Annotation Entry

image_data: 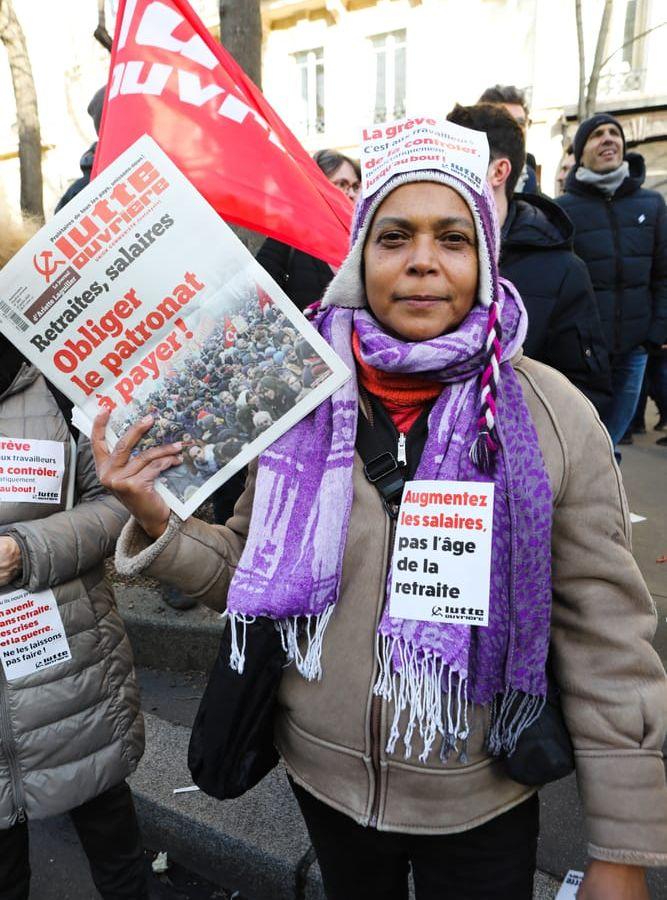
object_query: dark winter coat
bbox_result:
[256,238,333,311]
[54,143,96,213]
[556,153,667,355]
[500,193,611,414]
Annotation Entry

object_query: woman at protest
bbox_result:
[0,211,147,899]
[94,125,667,899]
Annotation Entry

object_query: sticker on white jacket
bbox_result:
[0,437,65,503]
[555,870,583,898]
[0,587,71,680]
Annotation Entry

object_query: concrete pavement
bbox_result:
[130,705,561,900]
[27,813,242,899]
[618,423,667,657]
[114,584,224,673]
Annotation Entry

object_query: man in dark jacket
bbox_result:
[255,240,333,312]
[478,85,539,193]
[556,113,667,448]
[448,103,611,414]
[255,150,358,311]
[55,87,105,213]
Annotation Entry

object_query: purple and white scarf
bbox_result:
[226,284,553,762]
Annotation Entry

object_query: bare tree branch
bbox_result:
[598,19,667,70]
[0,0,44,221]
[575,0,587,121]
[94,0,112,51]
[217,0,264,252]
[586,0,614,117]
[94,25,113,51]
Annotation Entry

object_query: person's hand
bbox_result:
[0,537,21,586]
[578,860,649,899]
[91,408,183,539]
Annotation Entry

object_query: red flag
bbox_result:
[256,283,273,314]
[224,315,237,348]
[94,0,352,266]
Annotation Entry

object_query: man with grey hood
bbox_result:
[556,113,667,451]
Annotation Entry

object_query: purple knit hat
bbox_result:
[322,169,505,469]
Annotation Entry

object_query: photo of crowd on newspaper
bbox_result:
[109,280,333,503]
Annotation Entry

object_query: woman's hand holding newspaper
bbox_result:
[91,408,182,539]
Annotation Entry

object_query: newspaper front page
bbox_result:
[0,135,350,518]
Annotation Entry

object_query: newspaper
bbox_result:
[0,135,350,518]
[360,115,489,198]
[555,870,583,899]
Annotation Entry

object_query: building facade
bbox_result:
[0,0,664,221]
[261,0,667,195]
[0,0,219,219]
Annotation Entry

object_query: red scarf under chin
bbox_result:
[352,331,442,433]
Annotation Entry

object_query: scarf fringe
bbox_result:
[373,634,470,764]
[279,604,336,681]
[373,636,546,763]
[228,612,255,674]
[487,689,546,756]
[228,606,335,680]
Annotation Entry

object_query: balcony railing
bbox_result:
[597,68,646,98]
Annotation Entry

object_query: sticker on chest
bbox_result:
[0,586,71,680]
[0,437,65,504]
[389,479,494,626]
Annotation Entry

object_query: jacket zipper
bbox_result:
[359,388,406,827]
[369,512,396,828]
[369,704,382,827]
[0,670,27,823]
[359,385,374,428]
[603,197,624,353]
[357,386,383,826]
[397,433,407,466]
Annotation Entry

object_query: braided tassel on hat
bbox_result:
[303,299,323,321]
[470,298,502,472]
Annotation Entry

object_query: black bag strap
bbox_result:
[356,401,405,518]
